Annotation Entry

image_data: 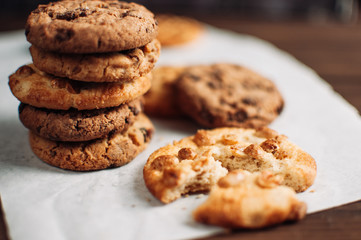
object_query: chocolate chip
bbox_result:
[186,73,201,82]
[17,65,35,77]
[228,110,247,122]
[129,106,140,116]
[242,98,257,106]
[55,28,74,42]
[140,127,152,143]
[199,106,214,125]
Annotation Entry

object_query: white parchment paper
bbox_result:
[1,26,361,240]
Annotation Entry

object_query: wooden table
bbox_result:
[1,16,361,240]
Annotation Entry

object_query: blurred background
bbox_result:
[0,0,359,31]
[0,0,360,111]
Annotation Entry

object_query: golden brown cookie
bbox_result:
[29,113,154,171]
[156,14,203,46]
[176,63,284,128]
[143,66,185,117]
[8,64,151,110]
[30,39,161,82]
[19,98,143,142]
[193,170,307,229]
[143,127,316,203]
[26,0,158,53]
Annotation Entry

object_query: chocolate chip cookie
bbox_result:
[30,39,161,82]
[176,63,284,128]
[193,170,307,229]
[143,66,186,117]
[26,0,158,53]
[143,126,316,203]
[156,14,203,46]
[19,98,143,142]
[9,64,151,110]
[29,113,154,171]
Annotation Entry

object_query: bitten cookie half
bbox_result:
[143,127,316,203]
[176,63,284,128]
[143,66,186,117]
[9,64,151,110]
[29,113,154,171]
[193,170,307,229]
[19,98,143,142]
[30,39,161,82]
[26,0,158,53]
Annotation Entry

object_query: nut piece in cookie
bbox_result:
[143,66,186,117]
[30,39,161,82]
[143,127,316,203]
[9,64,151,110]
[19,98,143,142]
[156,14,203,46]
[26,1,158,53]
[176,63,284,128]
[29,113,154,171]
[193,170,307,229]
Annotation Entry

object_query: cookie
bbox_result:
[193,170,307,229]
[29,113,154,171]
[26,0,158,53]
[9,64,151,110]
[30,39,161,82]
[176,63,284,128]
[19,98,143,142]
[156,14,203,46]
[143,66,185,117]
[143,127,316,203]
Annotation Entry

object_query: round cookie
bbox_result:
[29,113,154,171]
[176,63,284,128]
[143,66,185,117]
[26,0,158,53]
[143,127,316,203]
[9,64,151,110]
[30,39,161,82]
[156,14,203,46]
[193,170,307,229]
[19,98,143,142]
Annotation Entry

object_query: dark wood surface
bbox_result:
[1,16,361,240]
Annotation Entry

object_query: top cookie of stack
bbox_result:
[26,0,160,83]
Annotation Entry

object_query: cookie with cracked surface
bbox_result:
[30,39,161,82]
[193,170,307,229]
[29,113,154,171]
[9,64,151,110]
[26,0,158,53]
[143,127,316,203]
[19,98,143,142]
[156,14,203,46]
[143,66,186,117]
[176,63,284,128]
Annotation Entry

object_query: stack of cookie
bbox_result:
[8,0,160,171]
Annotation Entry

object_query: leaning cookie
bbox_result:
[19,98,143,142]
[193,170,307,229]
[26,0,158,53]
[143,66,186,117]
[143,127,316,203]
[176,63,284,128]
[30,39,161,82]
[156,14,203,46]
[9,64,151,110]
[29,113,154,171]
